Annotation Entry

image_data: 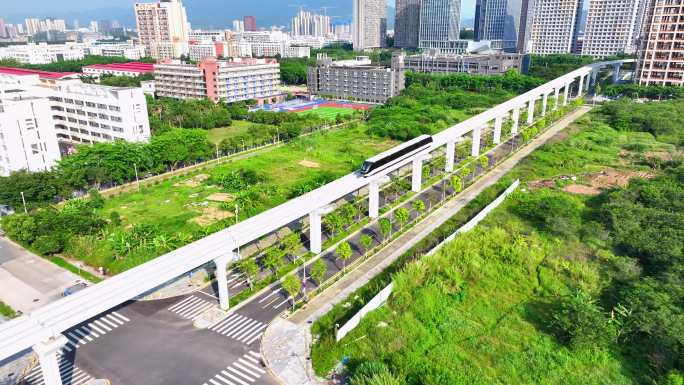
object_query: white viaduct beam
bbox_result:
[0,59,635,364]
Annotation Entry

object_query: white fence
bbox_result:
[334,179,520,342]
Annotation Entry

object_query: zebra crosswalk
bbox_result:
[62,311,130,353]
[21,355,92,385]
[203,351,265,385]
[168,295,216,321]
[209,313,267,346]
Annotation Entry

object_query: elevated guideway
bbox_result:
[0,59,634,385]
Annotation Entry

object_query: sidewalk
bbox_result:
[261,106,592,385]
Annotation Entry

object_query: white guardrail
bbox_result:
[335,179,520,342]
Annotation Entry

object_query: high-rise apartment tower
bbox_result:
[134,0,190,60]
[526,0,583,54]
[581,0,644,56]
[636,0,684,86]
[353,0,388,50]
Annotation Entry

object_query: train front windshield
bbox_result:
[360,161,373,174]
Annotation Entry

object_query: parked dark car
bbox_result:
[62,282,88,297]
[0,205,14,216]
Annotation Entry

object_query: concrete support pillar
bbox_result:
[411,158,423,192]
[541,93,548,117]
[577,75,585,98]
[511,107,520,135]
[563,83,571,106]
[471,126,481,157]
[309,206,334,254]
[445,140,455,172]
[214,254,232,310]
[368,178,388,219]
[526,98,535,125]
[493,116,502,144]
[612,64,621,83]
[591,70,598,88]
[553,87,560,110]
[584,73,590,91]
[33,336,68,385]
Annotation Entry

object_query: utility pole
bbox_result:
[133,163,140,191]
[20,191,27,213]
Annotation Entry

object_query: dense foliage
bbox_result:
[86,73,155,88]
[604,84,684,100]
[599,99,684,145]
[0,55,155,73]
[527,54,630,80]
[312,99,684,385]
[147,97,235,133]
[367,71,544,140]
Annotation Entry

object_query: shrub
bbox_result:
[550,289,616,349]
[512,189,583,237]
[33,234,64,255]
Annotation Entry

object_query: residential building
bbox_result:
[134,0,190,60]
[86,43,148,60]
[189,30,226,42]
[24,19,41,35]
[581,0,644,56]
[636,0,684,86]
[353,0,388,50]
[154,57,283,104]
[418,0,462,52]
[232,20,245,33]
[395,0,421,48]
[82,62,155,77]
[526,0,583,54]
[286,46,311,58]
[291,9,332,37]
[334,23,353,41]
[0,87,60,176]
[474,0,531,52]
[307,53,405,104]
[0,43,85,65]
[404,50,524,74]
[0,18,7,39]
[189,41,230,61]
[244,16,257,32]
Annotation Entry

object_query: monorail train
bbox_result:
[359,135,433,177]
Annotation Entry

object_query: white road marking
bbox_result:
[244,332,264,346]
[258,288,282,303]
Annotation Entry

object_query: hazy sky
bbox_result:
[4,0,479,22]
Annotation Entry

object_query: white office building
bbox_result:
[85,43,148,60]
[353,0,388,50]
[526,0,582,54]
[475,0,531,52]
[0,87,61,177]
[291,10,332,37]
[581,0,644,56]
[0,70,150,175]
[0,43,85,65]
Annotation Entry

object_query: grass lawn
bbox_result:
[70,125,397,273]
[296,106,356,119]
[311,108,674,384]
[206,120,276,145]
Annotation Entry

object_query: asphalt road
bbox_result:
[0,237,82,314]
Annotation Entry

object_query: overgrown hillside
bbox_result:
[312,99,684,385]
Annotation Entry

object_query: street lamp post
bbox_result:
[20,191,27,213]
[133,163,140,191]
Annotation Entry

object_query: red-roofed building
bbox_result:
[0,67,78,80]
[82,62,155,78]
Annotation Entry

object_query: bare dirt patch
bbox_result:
[175,174,209,188]
[563,184,601,195]
[644,151,673,161]
[564,169,654,195]
[298,160,320,168]
[528,179,556,189]
[206,193,234,203]
[193,207,234,226]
